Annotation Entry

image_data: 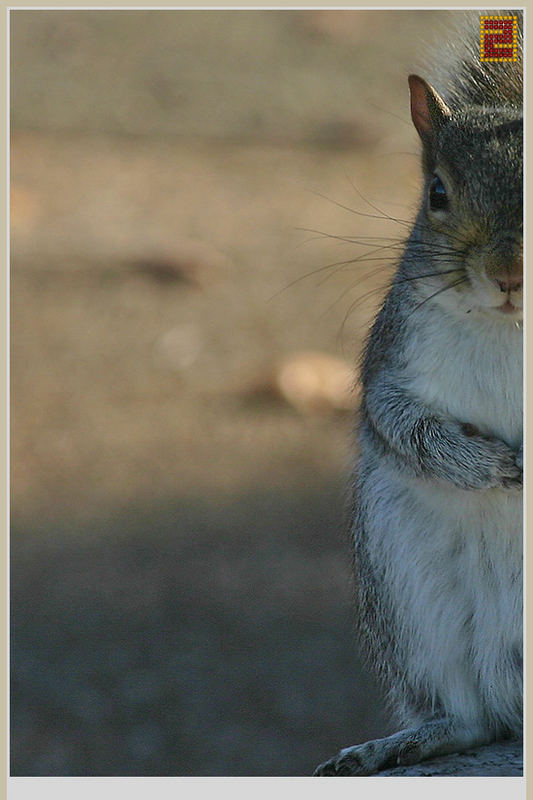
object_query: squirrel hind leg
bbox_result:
[313,718,489,776]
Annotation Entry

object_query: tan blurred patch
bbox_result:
[301,10,381,43]
[276,351,358,415]
[240,351,359,417]
[10,183,41,234]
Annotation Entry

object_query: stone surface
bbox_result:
[378,739,523,777]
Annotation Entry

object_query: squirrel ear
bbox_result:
[408,74,451,142]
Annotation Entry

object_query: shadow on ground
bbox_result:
[11,482,388,776]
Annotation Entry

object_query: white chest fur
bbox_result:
[405,308,523,448]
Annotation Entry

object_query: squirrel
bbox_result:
[314,10,523,776]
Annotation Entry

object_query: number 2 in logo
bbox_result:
[480,16,517,62]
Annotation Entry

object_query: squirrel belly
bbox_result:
[354,444,523,736]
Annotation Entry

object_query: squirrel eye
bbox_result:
[429,174,449,211]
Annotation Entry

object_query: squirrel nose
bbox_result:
[494,276,523,293]
[491,260,523,293]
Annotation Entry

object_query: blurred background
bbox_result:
[11,9,450,776]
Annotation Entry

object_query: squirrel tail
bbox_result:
[425,10,522,110]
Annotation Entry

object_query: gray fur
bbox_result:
[426,9,522,109]
[315,10,523,777]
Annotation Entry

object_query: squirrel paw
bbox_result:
[498,441,523,490]
[313,719,485,776]
[452,425,522,490]
[313,740,392,776]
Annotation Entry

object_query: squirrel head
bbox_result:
[408,74,523,322]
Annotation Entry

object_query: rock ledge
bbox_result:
[377,739,522,777]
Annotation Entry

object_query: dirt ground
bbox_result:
[11,9,453,776]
